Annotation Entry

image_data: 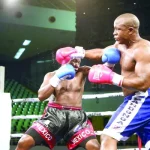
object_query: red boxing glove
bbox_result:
[88,64,124,86]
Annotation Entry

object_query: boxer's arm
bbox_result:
[84,45,114,61]
[55,45,117,64]
[38,64,75,100]
[122,46,150,91]
[77,66,91,76]
[88,46,150,91]
[38,72,55,101]
[84,48,103,61]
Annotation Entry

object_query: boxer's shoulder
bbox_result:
[134,39,150,51]
[114,42,127,52]
[129,39,150,61]
[45,71,56,79]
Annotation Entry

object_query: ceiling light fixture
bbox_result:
[23,40,31,46]
[14,48,25,59]
[37,60,53,63]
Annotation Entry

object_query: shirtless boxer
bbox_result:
[56,13,150,149]
[15,58,100,150]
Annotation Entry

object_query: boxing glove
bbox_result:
[88,64,124,86]
[102,48,121,69]
[50,64,75,87]
[56,47,76,64]
[56,46,85,64]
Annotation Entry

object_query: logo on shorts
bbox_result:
[33,122,53,141]
[111,96,143,130]
[112,125,121,129]
[72,129,94,144]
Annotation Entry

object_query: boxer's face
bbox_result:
[113,19,131,44]
[69,58,81,71]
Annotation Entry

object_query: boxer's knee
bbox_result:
[85,139,100,150]
[15,134,35,150]
[100,134,117,150]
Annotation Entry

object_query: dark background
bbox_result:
[1,0,150,92]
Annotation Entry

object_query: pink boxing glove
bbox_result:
[56,47,76,64]
[88,64,124,86]
[56,46,85,64]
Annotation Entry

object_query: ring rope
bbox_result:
[12,92,124,103]
[10,131,103,138]
[12,111,115,119]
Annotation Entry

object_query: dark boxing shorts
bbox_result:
[26,102,96,150]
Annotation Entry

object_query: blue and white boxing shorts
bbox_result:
[102,89,150,149]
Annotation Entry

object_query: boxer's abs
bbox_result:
[54,91,83,107]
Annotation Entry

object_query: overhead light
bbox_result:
[37,61,44,63]
[23,40,31,46]
[5,0,19,7]
[14,48,25,59]
[45,60,52,63]
[37,60,53,63]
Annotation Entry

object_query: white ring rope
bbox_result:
[10,131,103,138]
[12,111,115,120]
[12,92,124,103]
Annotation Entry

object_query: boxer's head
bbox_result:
[68,58,81,71]
[113,13,140,44]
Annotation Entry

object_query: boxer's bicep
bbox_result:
[40,72,54,88]
[135,61,150,80]
[135,48,150,87]
[38,72,55,101]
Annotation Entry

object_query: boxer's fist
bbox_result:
[56,46,85,64]
[88,64,123,86]
[56,64,75,80]
[56,47,76,64]
[50,64,75,87]
[102,48,121,64]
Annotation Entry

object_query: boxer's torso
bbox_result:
[53,66,89,107]
[117,39,150,96]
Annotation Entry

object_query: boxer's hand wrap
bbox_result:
[50,64,75,87]
[88,64,124,87]
[56,46,85,64]
[70,46,85,59]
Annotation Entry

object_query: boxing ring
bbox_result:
[11,92,144,150]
